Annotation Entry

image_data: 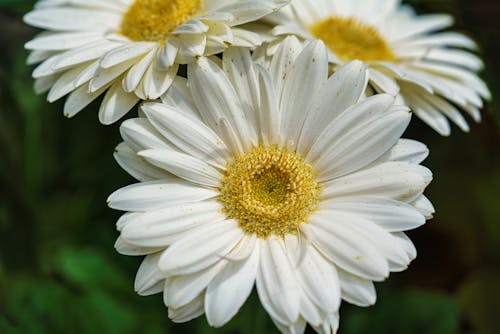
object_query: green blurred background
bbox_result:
[0,0,499,333]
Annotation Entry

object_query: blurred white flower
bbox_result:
[24,0,288,124]
[259,0,490,135]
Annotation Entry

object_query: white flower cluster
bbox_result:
[24,0,489,333]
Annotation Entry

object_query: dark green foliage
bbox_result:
[0,0,499,333]
[342,289,460,334]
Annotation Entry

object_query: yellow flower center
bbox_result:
[120,0,203,42]
[219,145,320,238]
[309,16,396,63]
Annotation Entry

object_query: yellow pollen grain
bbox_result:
[219,145,321,239]
[120,0,203,42]
[309,16,396,63]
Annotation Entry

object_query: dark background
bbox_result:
[0,0,499,333]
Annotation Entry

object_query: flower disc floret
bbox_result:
[120,0,203,42]
[309,16,396,62]
[220,145,320,238]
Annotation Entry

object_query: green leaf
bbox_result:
[457,269,500,334]
[52,247,130,292]
[342,288,460,334]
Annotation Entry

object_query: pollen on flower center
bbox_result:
[309,16,396,62]
[120,0,203,42]
[219,145,321,238]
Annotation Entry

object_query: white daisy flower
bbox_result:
[108,38,434,333]
[261,0,491,136]
[24,0,288,124]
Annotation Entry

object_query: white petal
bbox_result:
[312,312,339,334]
[411,195,435,219]
[141,62,179,100]
[326,211,414,271]
[304,213,389,281]
[424,48,484,71]
[392,232,417,261]
[121,201,225,248]
[123,48,156,92]
[165,260,227,308]
[337,269,376,307]
[421,93,470,132]
[256,64,280,146]
[176,34,207,61]
[113,142,171,182]
[89,59,135,93]
[403,88,452,136]
[298,60,367,155]
[199,9,234,22]
[299,294,322,326]
[47,63,89,102]
[374,139,429,164]
[391,14,453,41]
[306,94,395,163]
[173,19,209,34]
[273,317,307,334]
[27,49,57,65]
[98,79,139,125]
[34,74,59,94]
[205,241,260,327]
[72,60,99,87]
[168,293,205,323]
[322,161,431,203]
[33,54,61,78]
[397,32,478,50]
[100,42,157,69]
[224,234,258,261]
[409,61,489,99]
[201,23,232,56]
[217,0,288,26]
[108,179,218,211]
[188,57,255,153]
[134,252,166,296]
[63,82,109,118]
[279,40,328,147]
[53,39,120,72]
[25,31,101,51]
[222,47,260,137]
[158,220,242,275]
[314,105,411,181]
[322,196,426,232]
[120,118,172,152]
[268,36,303,106]
[138,149,222,188]
[231,27,262,47]
[141,102,230,168]
[295,246,341,313]
[160,77,200,120]
[23,8,120,31]
[157,38,180,70]
[256,238,300,325]
[116,212,141,232]
[114,236,162,256]
[369,68,400,96]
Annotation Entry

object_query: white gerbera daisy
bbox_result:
[261,0,490,136]
[24,0,288,124]
[108,38,434,333]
